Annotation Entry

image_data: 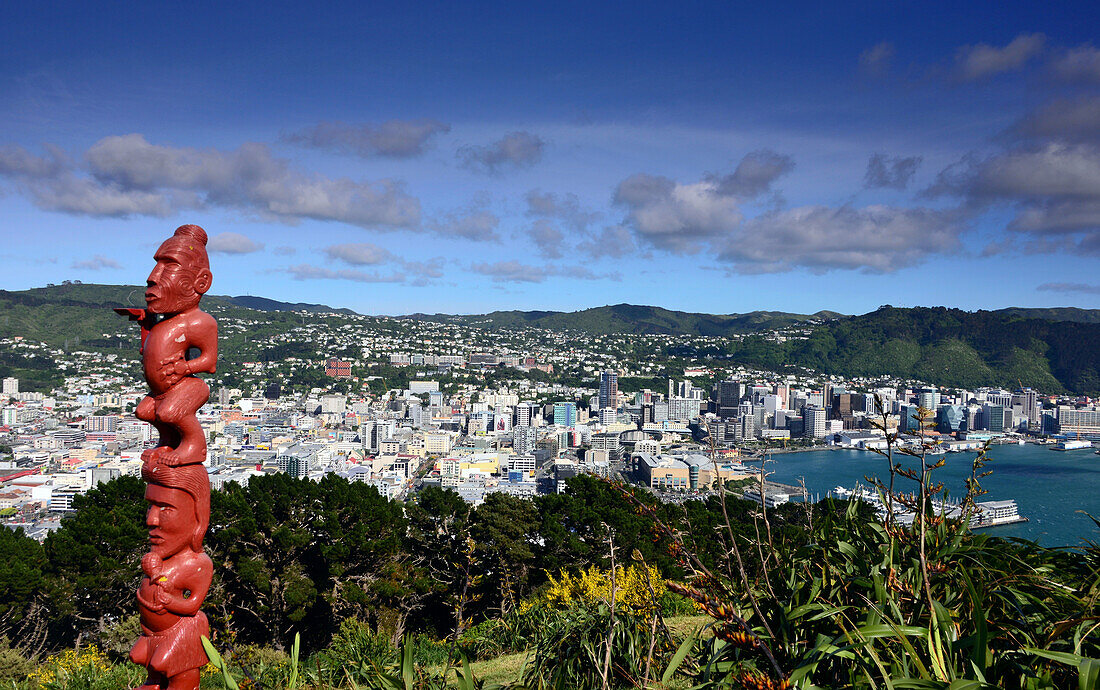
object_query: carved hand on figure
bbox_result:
[158,355,190,386]
[142,552,163,578]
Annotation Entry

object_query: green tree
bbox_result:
[41,476,146,649]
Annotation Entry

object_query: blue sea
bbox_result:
[744,444,1100,548]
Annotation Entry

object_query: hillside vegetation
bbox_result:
[780,306,1100,394]
[407,303,843,336]
[3,286,1100,394]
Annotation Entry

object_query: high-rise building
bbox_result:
[86,415,117,433]
[668,397,697,422]
[802,405,826,438]
[513,426,538,454]
[899,403,922,433]
[653,401,669,422]
[937,405,965,434]
[982,404,1005,432]
[1055,406,1100,439]
[718,380,742,418]
[1012,388,1040,427]
[599,371,619,411]
[917,388,939,411]
[553,401,577,427]
[740,413,756,440]
[2,378,18,396]
[514,402,539,427]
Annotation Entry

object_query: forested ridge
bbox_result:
[726,306,1100,394]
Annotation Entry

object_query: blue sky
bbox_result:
[2,1,1100,316]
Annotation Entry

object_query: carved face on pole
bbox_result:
[144,225,212,315]
[145,484,198,560]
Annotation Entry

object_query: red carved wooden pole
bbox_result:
[116,224,217,690]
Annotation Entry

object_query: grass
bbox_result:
[429,615,712,687]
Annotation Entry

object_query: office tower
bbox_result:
[553,401,577,427]
[514,402,538,427]
[802,405,826,438]
[899,403,922,433]
[513,426,538,455]
[982,404,1005,432]
[668,397,696,422]
[718,380,742,419]
[676,380,693,398]
[599,370,619,411]
[918,388,938,411]
[741,412,756,440]
[653,401,669,422]
[937,405,965,433]
[772,384,789,409]
[1012,388,1040,426]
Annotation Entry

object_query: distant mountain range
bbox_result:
[1,284,1098,394]
[404,303,846,336]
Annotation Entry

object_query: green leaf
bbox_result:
[288,631,300,690]
[1025,648,1100,690]
[200,635,240,690]
[661,630,697,685]
[853,624,927,639]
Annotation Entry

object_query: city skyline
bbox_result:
[3,2,1100,316]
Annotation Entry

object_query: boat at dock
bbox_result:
[832,485,1026,529]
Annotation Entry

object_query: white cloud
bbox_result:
[864,153,922,190]
[0,135,421,228]
[208,232,264,254]
[576,225,637,259]
[284,263,406,283]
[528,219,564,259]
[322,242,394,265]
[282,119,450,158]
[458,131,545,174]
[429,200,500,241]
[614,173,742,253]
[1011,96,1100,144]
[707,149,795,200]
[955,33,1045,81]
[71,254,122,270]
[859,42,895,78]
[1051,44,1100,83]
[470,260,615,283]
[318,243,446,284]
[1036,282,1100,295]
[715,205,964,273]
[525,189,600,231]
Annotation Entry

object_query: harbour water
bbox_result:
[745,444,1100,547]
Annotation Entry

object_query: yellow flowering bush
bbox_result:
[532,564,666,615]
[26,644,142,690]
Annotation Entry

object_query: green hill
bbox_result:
[226,295,359,315]
[994,306,1100,324]
[3,286,1098,395]
[773,306,1100,394]
[407,303,842,336]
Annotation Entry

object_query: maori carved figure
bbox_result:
[116,224,217,690]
